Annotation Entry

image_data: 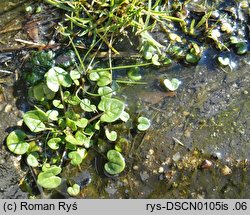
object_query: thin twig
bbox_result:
[172,137,184,146]
[0,69,12,74]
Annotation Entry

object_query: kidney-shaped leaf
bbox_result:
[27,154,39,167]
[23,109,48,132]
[6,130,29,155]
[98,97,125,122]
[67,184,80,196]
[137,116,151,131]
[163,78,181,91]
[68,148,87,166]
[104,150,125,175]
[37,172,62,189]
[45,67,72,92]
[47,138,61,150]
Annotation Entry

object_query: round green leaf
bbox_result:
[98,86,113,97]
[76,118,88,128]
[47,138,61,150]
[236,42,248,55]
[75,131,90,148]
[152,54,160,65]
[98,97,125,122]
[45,67,72,92]
[120,111,130,122]
[80,99,97,112]
[104,150,125,175]
[89,70,112,86]
[23,110,47,132]
[137,116,151,131]
[186,53,200,64]
[70,70,81,80]
[67,184,80,196]
[27,154,39,167]
[163,78,181,91]
[6,130,29,155]
[68,151,82,166]
[37,172,61,189]
[46,110,59,121]
[66,118,77,131]
[65,134,80,146]
[42,165,62,175]
[218,56,230,66]
[105,129,117,141]
[52,99,64,109]
[68,148,87,166]
[128,67,142,81]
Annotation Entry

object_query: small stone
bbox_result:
[172,152,181,162]
[140,171,149,182]
[201,160,213,169]
[148,149,154,155]
[243,90,248,95]
[158,167,164,173]
[17,120,23,126]
[4,104,12,113]
[0,93,5,103]
[212,152,222,159]
[221,165,232,175]
[133,165,139,170]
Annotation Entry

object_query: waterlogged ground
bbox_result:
[48,52,250,199]
[0,1,250,199]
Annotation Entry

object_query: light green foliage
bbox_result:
[6,62,148,194]
[80,99,97,112]
[89,70,112,86]
[67,184,80,196]
[98,86,113,97]
[128,67,142,81]
[104,150,125,175]
[47,138,61,150]
[137,116,151,131]
[105,129,117,141]
[45,67,72,92]
[163,78,181,91]
[37,165,62,189]
[27,154,39,167]
[23,109,48,132]
[6,130,29,155]
[218,56,230,66]
[98,97,125,122]
[68,148,87,165]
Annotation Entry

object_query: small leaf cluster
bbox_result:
[6,62,150,193]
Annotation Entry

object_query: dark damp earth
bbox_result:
[0,0,250,199]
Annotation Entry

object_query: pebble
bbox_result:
[133,165,139,170]
[200,160,213,169]
[243,90,248,95]
[172,152,181,162]
[140,171,149,181]
[0,93,4,103]
[212,152,222,159]
[17,120,23,126]
[4,104,12,113]
[221,165,232,175]
[158,166,164,173]
[148,149,154,155]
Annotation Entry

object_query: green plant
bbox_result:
[67,184,80,196]
[162,78,181,91]
[137,116,151,131]
[104,150,125,175]
[7,59,150,194]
